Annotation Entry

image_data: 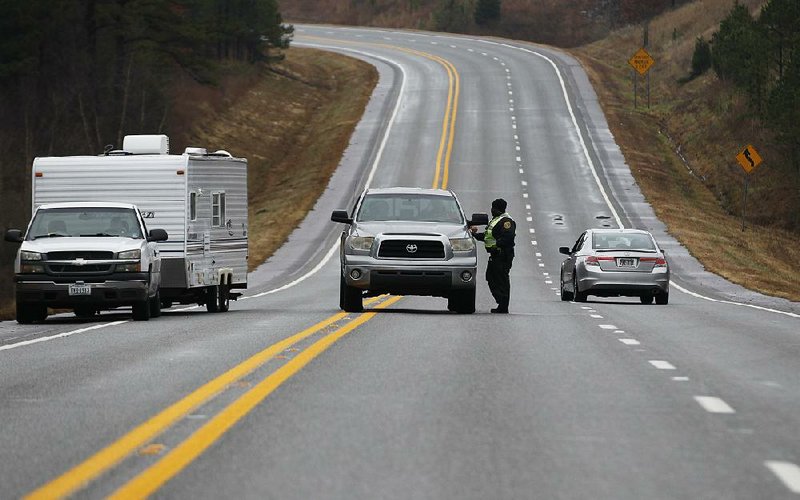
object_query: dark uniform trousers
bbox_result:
[487,252,513,309]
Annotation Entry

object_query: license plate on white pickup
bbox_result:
[68,284,92,296]
[617,258,637,268]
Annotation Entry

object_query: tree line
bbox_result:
[694,0,799,206]
[0,0,292,156]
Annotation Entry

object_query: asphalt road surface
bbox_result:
[2,26,800,499]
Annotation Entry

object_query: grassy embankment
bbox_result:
[171,47,377,271]
[573,0,800,301]
[0,48,377,320]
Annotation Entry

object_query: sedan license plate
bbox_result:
[68,284,92,296]
[617,258,637,268]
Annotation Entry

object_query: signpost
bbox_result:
[736,144,763,231]
[628,47,654,108]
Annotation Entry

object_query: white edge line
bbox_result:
[0,321,128,352]
[471,36,798,321]
[244,42,407,299]
[2,43,408,351]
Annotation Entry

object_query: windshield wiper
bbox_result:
[80,232,118,237]
[31,233,69,240]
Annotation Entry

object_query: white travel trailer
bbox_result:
[30,134,248,312]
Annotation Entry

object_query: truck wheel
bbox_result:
[640,294,654,305]
[218,282,230,312]
[16,303,46,324]
[449,288,476,314]
[132,299,151,321]
[149,290,162,318]
[340,275,363,313]
[206,285,220,313]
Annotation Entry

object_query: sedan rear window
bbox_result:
[357,194,463,223]
[592,233,655,251]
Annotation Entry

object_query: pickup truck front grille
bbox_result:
[378,240,445,259]
[47,264,113,274]
[45,252,116,275]
[47,251,114,260]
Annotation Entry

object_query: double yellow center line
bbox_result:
[26,37,461,499]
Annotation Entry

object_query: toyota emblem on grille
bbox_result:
[406,244,418,254]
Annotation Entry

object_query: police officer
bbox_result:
[471,198,516,313]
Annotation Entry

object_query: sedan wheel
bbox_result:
[573,275,587,303]
[560,274,573,301]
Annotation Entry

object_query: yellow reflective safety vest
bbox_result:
[484,212,511,250]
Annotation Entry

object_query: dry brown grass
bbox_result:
[573,0,800,301]
[0,49,377,320]
[171,48,378,271]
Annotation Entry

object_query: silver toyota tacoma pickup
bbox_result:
[331,188,488,313]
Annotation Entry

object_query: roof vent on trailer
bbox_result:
[184,147,207,155]
[208,150,232,157]
[122,135,169,155]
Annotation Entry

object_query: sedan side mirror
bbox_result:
[331,210,353,224]
[4,229,23,243]
[559,246,571,255]
[148,228,169,242]
[469,213,489,226]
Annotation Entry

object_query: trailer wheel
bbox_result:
[218,282,230,313]
[206,285,220,313]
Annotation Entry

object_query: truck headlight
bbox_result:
[118,249,141,260]
[348,236,374,251]
[449,238,475,252]
[20,251,42,261]
[116,249,142,272]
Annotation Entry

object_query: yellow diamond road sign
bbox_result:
[629,48,655,76]
[736,144,762,174]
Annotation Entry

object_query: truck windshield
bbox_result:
[357,194,464,223]
[28,208,142,240]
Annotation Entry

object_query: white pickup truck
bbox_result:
[5,202,168,323]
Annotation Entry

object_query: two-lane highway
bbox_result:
[1,26,799,499]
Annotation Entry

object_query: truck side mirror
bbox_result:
[331,210,353,224]
[148,229,168,242]
[4,229,23,243]
[468,213,489,226]
[559,246,571,255]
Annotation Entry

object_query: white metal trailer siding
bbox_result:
[186,157,248,288]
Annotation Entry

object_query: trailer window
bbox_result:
[190,192,197,221]
[212,192,225,227]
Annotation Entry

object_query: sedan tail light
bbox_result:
[584,255,613,266]
[641,256,668,268]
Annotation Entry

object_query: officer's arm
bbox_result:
[474,231,485,242]
[495,218,516,250]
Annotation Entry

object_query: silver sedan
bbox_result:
[559,229,670,304]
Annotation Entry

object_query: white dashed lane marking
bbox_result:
[649,360,676,370]
[619,339,640,345]
[694,396,736,414]
[598,325,617,330]
[590,314,603,319]
[765,461,800,494]
[672,376,689,381]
